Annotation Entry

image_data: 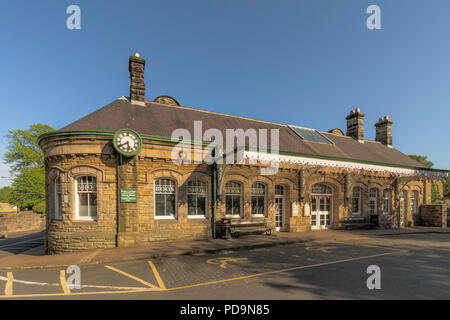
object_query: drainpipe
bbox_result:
[212,163,217,239]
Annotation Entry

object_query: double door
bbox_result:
[311,196,331,229]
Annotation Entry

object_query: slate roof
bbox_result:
[57,97,426,169]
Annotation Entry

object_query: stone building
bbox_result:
[38,53,449,253]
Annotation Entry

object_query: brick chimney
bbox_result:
[129,52,146,106]
[375,116,393,147]
[346,108,365,141]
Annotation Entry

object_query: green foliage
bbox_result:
[32,201,46,216]
[3,124,54,214]
[0,186,12,203]
[4,124,55,174]
[408,155,434,168]
[442,178,450,199]
[9,166,46,213]
[431,183,443,203]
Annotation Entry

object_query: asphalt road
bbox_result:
[1,232,449,300]
[0,231,44,258]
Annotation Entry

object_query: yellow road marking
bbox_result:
[59,270,71,294]
[305,246,336,253]
[0,248,408,299]
[206,257,248,269]
[148,261,166,290]
[5,272,13,296]
[165,249,408,292]
[329,240,401,252]
[105,265,160,289]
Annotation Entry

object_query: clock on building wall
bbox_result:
[113,128,143,157]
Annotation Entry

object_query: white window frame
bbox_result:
[225,181,243,219]
[187,180,207,219]
[352,187,362,215]
[369,188,378,215]
[251,182,266,217]
[74,176,97,221]
[383,189,392,214]
[54,177,62,220]
[154,178,177,220]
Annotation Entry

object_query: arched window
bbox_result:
[311,184,332,195]
[187,180,207,217]
[251,183,266,216]
[75,176,97,220]
[352,187,362,215]
[369,188,378,215]
[155,178,176,218]
[54,177,62,220]
[411,190,419,215]
[383,189,392,214]
[225,181,242,217]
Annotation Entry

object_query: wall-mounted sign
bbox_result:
[120,189,137,203]
[304,203,311,216]
[292,202,299,216]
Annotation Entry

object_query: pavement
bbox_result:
[0,226,448,272]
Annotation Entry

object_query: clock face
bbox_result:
[113,129,142,156]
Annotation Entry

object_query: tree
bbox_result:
[408,155,434,168]
[8,166,45,214]
[442,178,450,199]
[4,124,55,173]
[3,124,55,214]
[0,186,12,203]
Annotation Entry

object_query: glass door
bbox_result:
[311,196,331,229]
[275,196,283,231]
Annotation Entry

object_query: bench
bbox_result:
[220,219,274,238]
[341,217,376,230]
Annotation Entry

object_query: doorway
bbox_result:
[274,185,285,231]
[311,184,332,230]
[311,196,331,229]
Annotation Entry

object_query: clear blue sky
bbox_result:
[1,0,449,187]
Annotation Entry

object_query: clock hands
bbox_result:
[118,141,130,150]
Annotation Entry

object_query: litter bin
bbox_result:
[220,218,231,239]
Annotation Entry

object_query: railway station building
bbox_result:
[38,53,448,253]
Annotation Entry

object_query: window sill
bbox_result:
[74,218,97,222]
[251,214,265,218]
[225,215,242,219]
[188,215,207,219]
[155,216,177,220]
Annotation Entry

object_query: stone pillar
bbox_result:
[299,168,305,201]
[344,174,352,217]
[117,156,140,247]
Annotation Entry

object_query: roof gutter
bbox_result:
[37,130,450,173]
